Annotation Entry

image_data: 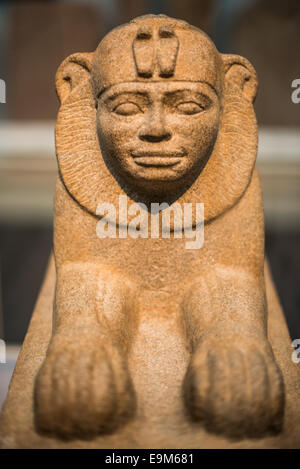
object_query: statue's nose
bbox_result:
[138,106,172,142]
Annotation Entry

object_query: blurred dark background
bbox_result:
[0,0,299,347]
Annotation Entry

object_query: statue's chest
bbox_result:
[91,234,213,292]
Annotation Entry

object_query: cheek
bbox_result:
[97,110,141,151]
[175,107,220,152]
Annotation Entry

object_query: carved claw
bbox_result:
[183,334,285,439]
[34,337,135,440]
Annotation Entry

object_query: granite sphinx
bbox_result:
[1,15,300,449]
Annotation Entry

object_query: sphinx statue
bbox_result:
[1,14,300,449]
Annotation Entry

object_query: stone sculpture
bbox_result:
[1,15,300,449]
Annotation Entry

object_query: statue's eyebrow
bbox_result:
[163,80,219,97]
[100,90,149,103]
[201,81,219,97]
[163,89,209,99]
[184,80,219,98]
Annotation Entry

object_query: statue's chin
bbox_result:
[113,168,199,203]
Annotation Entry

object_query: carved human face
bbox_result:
[96,81,220,197]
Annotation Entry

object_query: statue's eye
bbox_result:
[113,102,142,115]
[176,101,204,115]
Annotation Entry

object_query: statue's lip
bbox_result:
[131,150,186,167]
[133,156,184,167]
[131,150,186,158]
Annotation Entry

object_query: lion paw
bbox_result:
[34,338,135,439]
[184,334,284,438]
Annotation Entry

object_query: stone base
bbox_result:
[1,256,300,448]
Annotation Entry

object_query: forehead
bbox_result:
[100,81,218,101]
[92,17,223,97]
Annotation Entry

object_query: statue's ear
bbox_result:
[55,52,94,104]
[222,54,258,103]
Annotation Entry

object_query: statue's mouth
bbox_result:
[131,150,186,167]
